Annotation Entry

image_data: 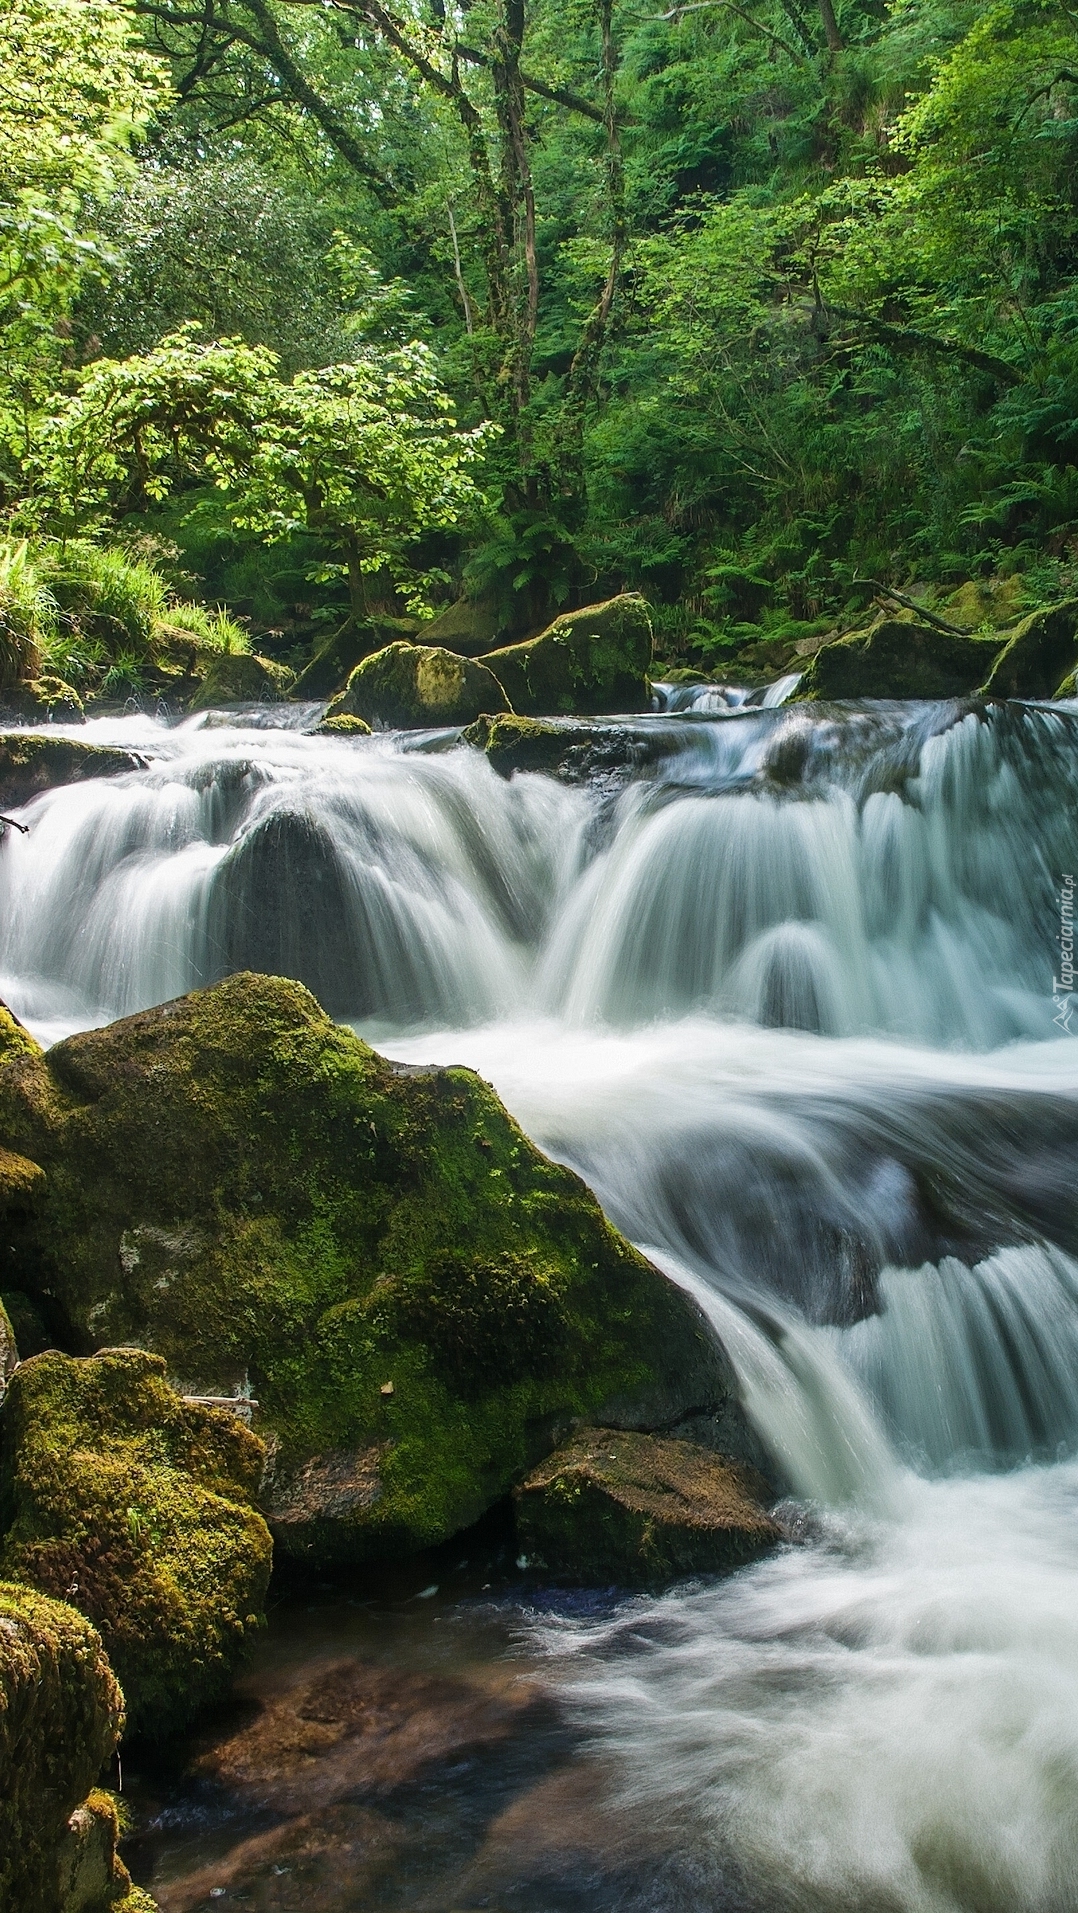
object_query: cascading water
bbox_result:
[5,691,1078,1910]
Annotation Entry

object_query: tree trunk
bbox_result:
[817,0,842,52]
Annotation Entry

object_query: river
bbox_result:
[4,693,1078,1911]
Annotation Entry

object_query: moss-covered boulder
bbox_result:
[312,713,373,738]
[325,641,511,730]
[480,594,653,716]
[0,1295,17,1387]
[462,712,665,785]
[0,733,147,812]
[0,973,744,1564]
[515,1427,779,1587]
[188,651,293,711]
[798,614,998,701]
[0,676,85,723]
[292,616,422,700]
[0,1581,125,1909]
[981,599,1078,700]
[422,596,507,657]
[0,1348,272,1736]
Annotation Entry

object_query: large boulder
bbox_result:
[480,594,653,716]
[292,616,421,700]
[0,676,85,724]
[325,641,511,729]
[0,734,148,812]
[0,1580,126,1910]
[515,1427,779,1587]
[188,651,293,711]
[982,599,1078,699]
[798,614,997,701]
[0,1347,272,1736]
[421,596,507,658]
[0,974,747,1564]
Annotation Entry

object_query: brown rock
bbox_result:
[515,1426,780,1586]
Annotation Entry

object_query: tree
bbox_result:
[34,327,497,615]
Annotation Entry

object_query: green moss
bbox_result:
[979,599,1078,700]
[0,973,735,1564]
[0,1580,124,1910]
[479,594,653,716]
[313,713,372,737]
[0,1000,41,1067]
[293,616,421,699]
[0,1347,272,1737]
[325,641,511,729]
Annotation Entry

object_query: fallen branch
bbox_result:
[0,814,29,834]
[852,580,973,637]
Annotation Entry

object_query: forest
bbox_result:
[3,0,1078,697]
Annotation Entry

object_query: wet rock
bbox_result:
[0,1347,272,1736]
[480,594,653,717]
[0,1581,125,1909]
[798,615,997,701]
[292,617,421,700]
[0,972,748,1564]
[325,640,510,729]
[188,651,293,711]
[462,711,665,783]
[983,599,1078,699]
[515,1427,780,1586]
[0,732,148,811]
[311,713,372,737]
[206,809,365,1017]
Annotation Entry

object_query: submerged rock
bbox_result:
[480,594,653,716]
[0,973,746,1564]
[0,1347,272,1736]
[325,640,510,729]
[798,615,998,701]
[0,1580,126,1910]
[188,650,293,711]
[0,733,148,812]
[515,1427,779,1586]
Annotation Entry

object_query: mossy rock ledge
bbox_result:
[797,614,999,701]
[0,972,751,1565]
[325,640,511,729]
[0,1347,272,1737]
[480,593,653,717]
[0,732,149,812]
[0,1579,136,1911]
[515,1427,780,1587]
[188,650,294,711]
[462,712,667,784]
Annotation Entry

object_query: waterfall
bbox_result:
[6,693,1078,1910]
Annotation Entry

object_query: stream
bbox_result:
[4,693,1078,1911]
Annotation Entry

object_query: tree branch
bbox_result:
[646,0,806,62]
[823,303,1024,387]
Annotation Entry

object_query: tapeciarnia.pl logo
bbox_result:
[1054,873,1075,1031]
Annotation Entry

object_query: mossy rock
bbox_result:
[0,1347,272,1737]
[0,676,85,723]
[0,1580,124,1910]
[462,712,666,785]
[421,596,507,658]
[798,614,998,701]
[0,1295,17,1386]
[293,617,422,700]
[480,594,653,717]
[0,733,147,812]
[188,651,294,711]
[0,973,744,1564]
[312,713,373,738]
[514,1427,780,1587]
[980,599,1078,700]
[56,1787,147,1913]
[325,641,511,730]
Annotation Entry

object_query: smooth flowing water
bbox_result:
[5,693,1078,1911]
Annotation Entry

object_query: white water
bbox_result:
[5,695,1078,1908]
